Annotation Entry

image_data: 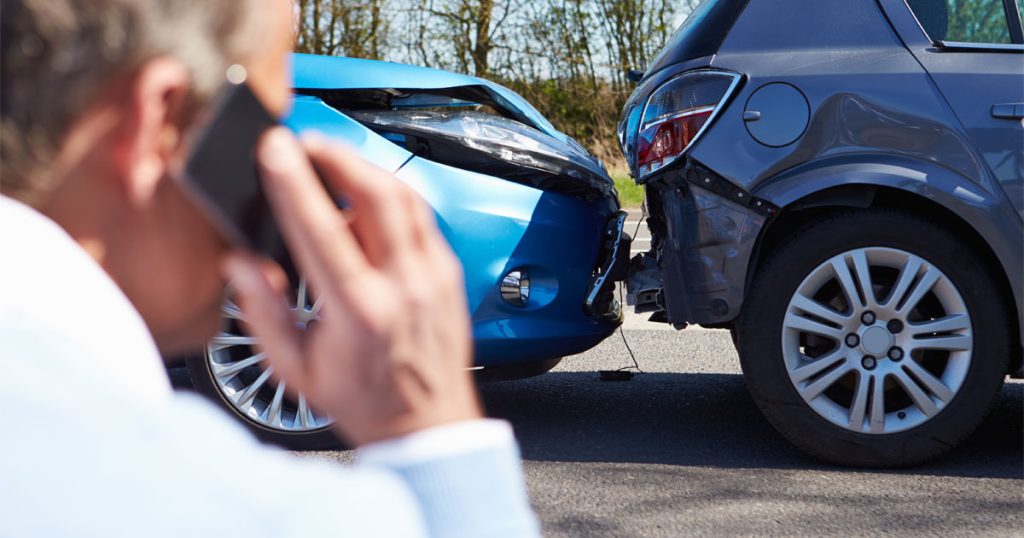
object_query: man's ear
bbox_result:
[112,57,191,206]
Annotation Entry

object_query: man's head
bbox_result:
[1,0,295,354]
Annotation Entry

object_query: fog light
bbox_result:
[500,269,530,307]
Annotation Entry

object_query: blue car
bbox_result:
[186,54,629,448]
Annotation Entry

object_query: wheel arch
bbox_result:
[749,158,1022,373]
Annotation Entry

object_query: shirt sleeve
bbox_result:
[357,419,541,538]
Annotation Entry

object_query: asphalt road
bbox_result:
[291,214,1024,536]
[293,317,1023,537]
[484,324,1022,537]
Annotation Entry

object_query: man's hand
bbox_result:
[224,128,481,446]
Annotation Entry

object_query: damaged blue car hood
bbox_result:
[291,53,564,143]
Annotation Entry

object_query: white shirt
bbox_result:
[0,196,538,537]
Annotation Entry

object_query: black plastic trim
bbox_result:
[1004,0,1024,44]
[685,164,778,217]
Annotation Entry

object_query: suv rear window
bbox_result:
[907,0,1015,44]
[644,0,751,77]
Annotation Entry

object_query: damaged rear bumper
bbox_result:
[626,163,774,326]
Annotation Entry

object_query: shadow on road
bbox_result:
[480,371,1023,480]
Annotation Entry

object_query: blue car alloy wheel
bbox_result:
[186,54,628,449]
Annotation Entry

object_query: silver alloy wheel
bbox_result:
[782,247,972,435]
[205,279,333,432]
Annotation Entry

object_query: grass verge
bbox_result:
[612,171,645,208]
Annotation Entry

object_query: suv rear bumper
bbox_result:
[626,163,772,326]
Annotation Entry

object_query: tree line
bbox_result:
[295,0,699,170]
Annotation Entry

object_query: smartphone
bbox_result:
[179,79,288,264]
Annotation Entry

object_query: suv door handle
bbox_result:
[991,103,1024,119]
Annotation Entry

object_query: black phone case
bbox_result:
[181,82,288,265]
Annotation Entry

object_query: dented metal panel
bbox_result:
[636,167,765,325]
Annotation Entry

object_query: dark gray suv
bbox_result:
[619,0,1022,466]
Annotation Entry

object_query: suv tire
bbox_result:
[737,209,1009,467]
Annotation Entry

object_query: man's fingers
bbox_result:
[302,135,419,267]
[222,254,308,392]
[258,128,366,297]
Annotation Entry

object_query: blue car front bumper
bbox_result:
[287,54,626,367]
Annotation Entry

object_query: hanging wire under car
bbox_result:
[599,202,647,381]
[613,284,643,372]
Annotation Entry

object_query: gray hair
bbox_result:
[1,0,266,204]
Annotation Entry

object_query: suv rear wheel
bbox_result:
[738,210,1009,467]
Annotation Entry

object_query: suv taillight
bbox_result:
[636,70,741,178]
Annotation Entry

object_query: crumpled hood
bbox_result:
[292,53,564,142]
[291,53,616,205]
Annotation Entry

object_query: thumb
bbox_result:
[222,254,309,393]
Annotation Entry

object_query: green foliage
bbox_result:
[945,0,1015,44]
[500,76,628,168]
[613,171,645,207]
